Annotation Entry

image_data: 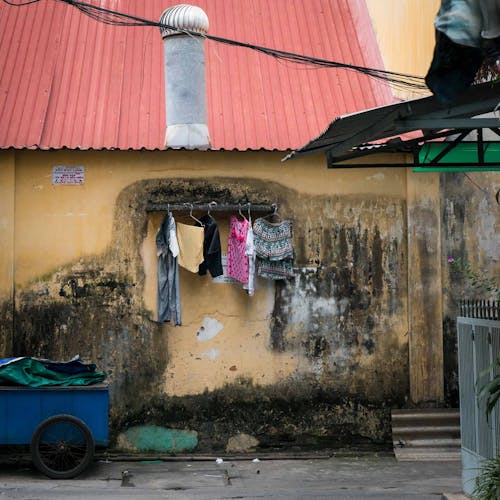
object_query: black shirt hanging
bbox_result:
[198,214,223,278]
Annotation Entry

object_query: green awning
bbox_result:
[414,142,500,172]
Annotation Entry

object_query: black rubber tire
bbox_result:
[31,414,94,479]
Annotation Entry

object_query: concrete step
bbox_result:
[393,438,461,448]
[393,425,460,438]
[392,409,460,426]
[394,447,461,462]
[391,409,461,462]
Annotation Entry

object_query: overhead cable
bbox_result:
[2,0,429,92]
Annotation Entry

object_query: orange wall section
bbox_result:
[366,0,439,100]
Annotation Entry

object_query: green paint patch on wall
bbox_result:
[118,425,198,453]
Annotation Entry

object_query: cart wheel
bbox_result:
[31,414,94,479]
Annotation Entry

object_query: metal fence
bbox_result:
[457,308,500,495]
[459,300,500,320]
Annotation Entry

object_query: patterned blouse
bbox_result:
[253,218,294,280]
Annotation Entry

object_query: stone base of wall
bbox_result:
[110,379,398,453]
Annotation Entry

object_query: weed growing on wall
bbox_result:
[447,257,500,301]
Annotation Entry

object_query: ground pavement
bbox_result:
[0,453,466,499]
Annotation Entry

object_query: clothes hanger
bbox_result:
[207,201,217,217]
[247,202,252,225]
[238,203,248,222]
[262,203,281,222]
[186,203,204,226]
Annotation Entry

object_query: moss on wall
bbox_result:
[13,268,167,402]
[442,316,459,407]
[0,300,13,358]
[110,378,395,452]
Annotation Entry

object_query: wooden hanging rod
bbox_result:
[145,202,276,213]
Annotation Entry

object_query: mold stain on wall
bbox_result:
[111,378,394,452]
[13,268,167,402]
[0,300,14,359]
[272,195,408,399]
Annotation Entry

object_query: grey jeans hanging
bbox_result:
[156,212,181,325]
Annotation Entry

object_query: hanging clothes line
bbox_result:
[145,202,277,213]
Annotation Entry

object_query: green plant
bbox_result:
[478,356,500,421]
[472,454,500,500]
[472,308,500,500]
[447,257,500,301]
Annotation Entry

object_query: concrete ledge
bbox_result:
[441,493,470,500]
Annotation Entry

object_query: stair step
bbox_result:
[394,447,461,461]
[391,409,461,462]
[393,425,460,436]
[392,409,460,426]
[393,438,461,448]
[392,409,459,417]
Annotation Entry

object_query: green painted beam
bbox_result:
[416,142,500,171]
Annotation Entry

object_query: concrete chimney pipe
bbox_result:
[160,4,210,150]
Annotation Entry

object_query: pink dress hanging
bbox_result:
[227,215,249,283]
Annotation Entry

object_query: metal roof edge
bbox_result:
[284,81,500,161]
[0,145,291,153]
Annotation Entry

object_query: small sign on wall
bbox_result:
[52,166,85,185]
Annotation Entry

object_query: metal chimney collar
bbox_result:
[159,4,209,38]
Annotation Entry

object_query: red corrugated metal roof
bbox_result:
[0,0,393,151]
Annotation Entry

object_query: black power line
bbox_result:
[2,0,429,92]
[2,0,40,4]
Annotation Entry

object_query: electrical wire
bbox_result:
[463,172,489,195]
[2,0,41,5]
[1,0,429,92]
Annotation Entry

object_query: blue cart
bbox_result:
[0,384,109,478]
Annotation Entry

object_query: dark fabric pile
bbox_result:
[426,0,500,104]
[0,356,106,387]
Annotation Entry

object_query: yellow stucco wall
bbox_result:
[5,149,410,398]
[12,150,407,286]
[366,0,439,99]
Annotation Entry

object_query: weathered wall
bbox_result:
[441,172,500,406]
[141,181,408,399]
[407,171,444,404]
[0,150,15,357]
[1,149,412,449]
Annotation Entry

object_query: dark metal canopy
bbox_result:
[283,82,500,168]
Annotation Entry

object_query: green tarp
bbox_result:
[0,358,106,387]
